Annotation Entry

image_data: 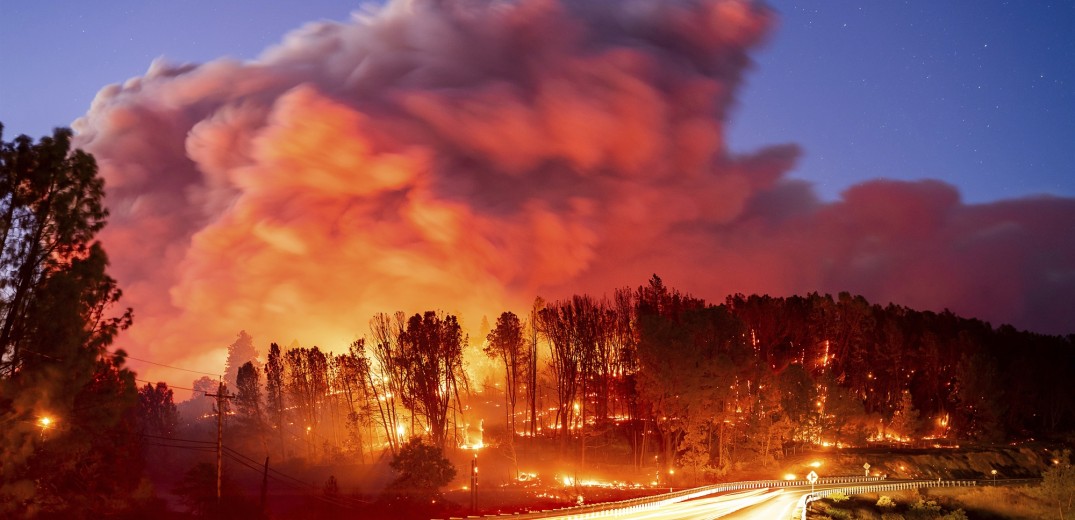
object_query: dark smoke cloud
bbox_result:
[72,0,1075,379]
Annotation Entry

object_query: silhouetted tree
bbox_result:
[285,346,329,441]
[385,438,456,503]
[398,311,467,450]
[138,381,179,438]
[1042,450,1075,520]
[333,343,374,461]
[485,312,526,444]
[0,125,138,516]
[369,312,406,453]
[264,342,286,444]
[235,361,265,443]
[224,330,258,390]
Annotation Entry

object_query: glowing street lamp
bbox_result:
[37,416,53,441]
[991,469,997,486]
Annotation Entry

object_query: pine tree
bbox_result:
[0,125,137,515]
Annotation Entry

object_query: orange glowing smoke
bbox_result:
[72,0,1075,383]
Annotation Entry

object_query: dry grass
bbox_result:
[809,485,1060,520]
[925,485,1056,520]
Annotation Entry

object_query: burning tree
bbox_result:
[397,311,468,451]
[285,346,330,438]
[333,341,376,461]
[538,299,583,453]
[485,311,528,473]
[265,342,287,453]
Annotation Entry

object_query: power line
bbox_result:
[221,451,361,509]
[224,447,324,490]
[135,378,209,395]
[221,444,370,506]
[143,442,217,453]
[20,350,64,360]
[141,433,215,445]
[126,355,221,377]
[141,438,356,508]
[136,432,368,509]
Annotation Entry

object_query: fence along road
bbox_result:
[786,479,979,520]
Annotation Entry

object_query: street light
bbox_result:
[991,469,997,486]
[38,416,53,440]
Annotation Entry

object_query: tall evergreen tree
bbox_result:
[0,125,138,515]
[265,342,287,452]
[224,330,259,390]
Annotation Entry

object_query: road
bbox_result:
[558,489,788,520]
[522,478,984,520]
[539,482,884,519]
[715,488,799,520]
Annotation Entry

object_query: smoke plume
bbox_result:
[72,0,1075,381]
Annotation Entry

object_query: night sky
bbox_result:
[1,0,1073,380]
[2,1,1072,203]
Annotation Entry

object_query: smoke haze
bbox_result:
[71,0,1075,382]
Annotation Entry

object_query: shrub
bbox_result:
[941,509,968,520]
[910,498,941,512]
[829,491,850,503]
[877,495,897,508]
[906,498,942,520]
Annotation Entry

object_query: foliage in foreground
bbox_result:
[385,438,457,503]
[0,125,139,516]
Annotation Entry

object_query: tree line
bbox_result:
[206,275,1074,484]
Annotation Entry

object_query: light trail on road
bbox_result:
[533,488,785,520]
[534,481,899,519]
[519,479,976,520]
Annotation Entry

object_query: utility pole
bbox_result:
[260,456,270,512]
[206,381,235,502]
[470,452,478,512]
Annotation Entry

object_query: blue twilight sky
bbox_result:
[1,1,1072,203]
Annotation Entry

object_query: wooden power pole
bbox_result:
[260,456,270,512]
[206,381,235,502]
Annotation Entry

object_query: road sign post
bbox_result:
[863,462,871,477]
[807,470,818,495]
